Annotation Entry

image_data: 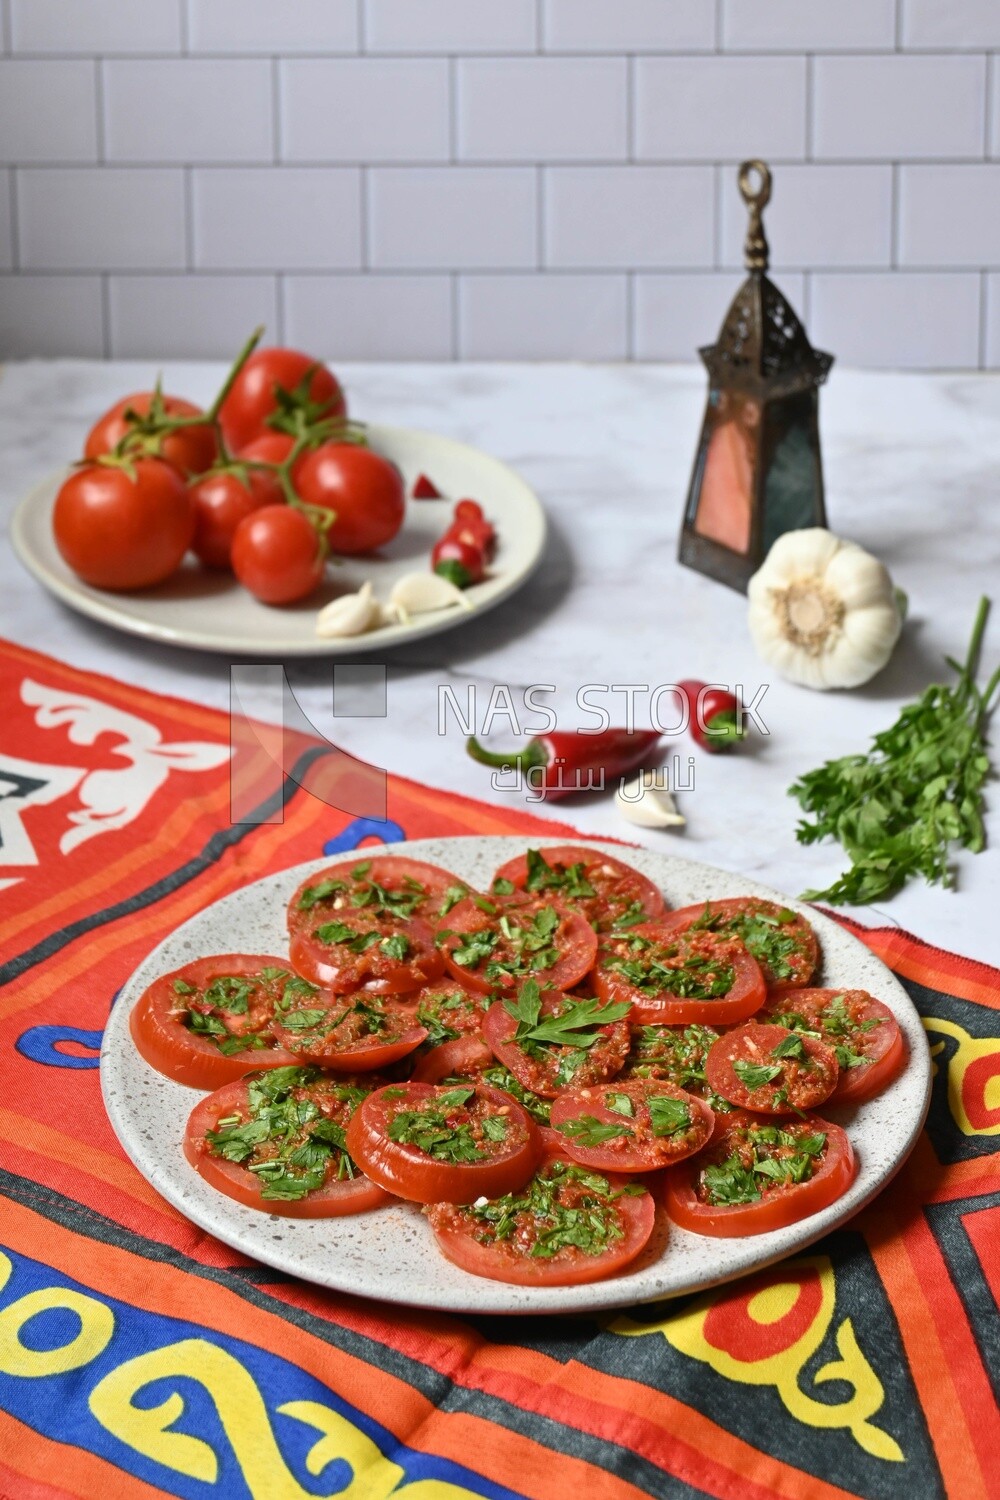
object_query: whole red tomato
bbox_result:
[189,467,283,570]
[84,392,217,478]
[53,459,194,590]
[231,505,325,605]
[293,444,404,555]
[238,431,296,468]
[220,348,346,453]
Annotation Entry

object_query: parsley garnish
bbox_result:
[732,1059,783,1091]
[556,1115,634,1147]
[647,1096,692,1137]
[465,1160,644,1258]
[388,1088,505,1164]
[503,979,629,1050]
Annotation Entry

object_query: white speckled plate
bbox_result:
[10,425,545,657]
[100,837,930,1315]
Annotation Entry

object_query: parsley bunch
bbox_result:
[791,596,998,904]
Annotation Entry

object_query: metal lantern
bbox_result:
[678,160,834,594]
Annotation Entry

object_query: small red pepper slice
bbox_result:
[678,680,745,754]
[466,728,662,799]
[413,473,442,499]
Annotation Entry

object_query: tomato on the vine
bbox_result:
[220,347,345,452]
[293,444,405,555]
[53,458,194,590]
[231,504,325,605]
[238,431,297,468]
[190,467,283,570]
[84,392,217,478]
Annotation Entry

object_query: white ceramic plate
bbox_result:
[100,837,930,1315]
[10,425,546,657]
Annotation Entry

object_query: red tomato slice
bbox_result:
[657,897,818,988]
[289,914,443,994]
[482,985,631,1099]
[438,895,597,995]
[183,1068,390,1218]
[705,1023,839,1114]
[550,1078,714,1172]
[759,987,905,1104]
[346,1081,541,1204]
[663,1110,855,1237]
[594,922,765,1025]
[270,992,428,1071]
[287,855,469,937]
[129,955,302,1090]
[403,976,490,1045]
[425,1148,655,1285]
[411,1035,495,1084]
[491,845,666,932]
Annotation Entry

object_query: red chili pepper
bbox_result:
[432,535,486,589]
[678,680,745,754]
[412,473,441,499]
[466,729,661,799]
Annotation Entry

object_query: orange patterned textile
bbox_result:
[0,638,997,1500]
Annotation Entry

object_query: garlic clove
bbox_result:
[823,545,895,611]
[754,527,842,588]
[616,772,686,829]
[315,581,381,638]
[389,572,474,616]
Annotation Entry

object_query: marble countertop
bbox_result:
[2,359,999,966]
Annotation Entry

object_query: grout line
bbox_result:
[890,162,900,268]
[978,269,989,368]
[100,272,111,357]
[894,0,903,51]
[359,165,370,269]
[94,59,106,162]
[450,271,460,359]
[183,165,194,270]
[179,0,189,54]
[714,0,723,51]
[2,0,11,53]
[535,0,543,52]
[535,165,544,268]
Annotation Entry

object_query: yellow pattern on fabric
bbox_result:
[611,1255,903,1462]
[924,1016,1000,1135]
[0,1252,115,1378]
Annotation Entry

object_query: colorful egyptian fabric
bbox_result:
[0,639,996,1500]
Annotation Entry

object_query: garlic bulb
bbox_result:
[747,529,904,690]
[387,572,473,622]
[616,772,686,829]
[315,581,381,638]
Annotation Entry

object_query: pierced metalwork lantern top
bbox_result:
[699,160,833,400]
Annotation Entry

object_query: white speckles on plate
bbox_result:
[100,836,931,1315]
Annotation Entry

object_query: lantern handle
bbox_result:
[738,159,771,273]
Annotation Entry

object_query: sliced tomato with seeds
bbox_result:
[270,992,428,1071]
[438,894,597,995]
[405,976,490,1045]
[551,1078,714,1173]
[490,845,666,933]
[425,1148,655,1285]
[760,988,905,1104]
[706,1022,839,1114]
[411,1035,495,1085]
[289,912,443,994]
[663,1109,855,1237]
[183,1066,390,1218]
[345,1081,541,1204]
[482,979,631,1099]
[594,922,765,1026]
[129,955,302,1090]
[621,1021,733,1106]
[658,897,818,988]
[287,854,469,937]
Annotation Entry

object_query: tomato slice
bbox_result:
[663,1110,855,1237]
[657,897,818,988]
[345,1081,541,1205]
[482,981,631,1099]
[621,1021,731,1101]
[270,992,428,1071]
[287,855,469,936]
[438,895,597,995]
[594,922,765,1025]
[129,955,303,1090]
[425,1149,655,1285]
[289,914,443,994]
[705,1022,839,1114]
[759,987,905,1104]
[410,1035,495,1084]
[183,1067,390,1218]
[490,846,666,933]
[550,1078,714,1172]
[404,976,490,1045]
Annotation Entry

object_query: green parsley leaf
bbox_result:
[732,1058,783,1091]
[647,1096,692,1137]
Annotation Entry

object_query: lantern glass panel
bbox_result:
[760,390,823,557]
[691,389,761,556]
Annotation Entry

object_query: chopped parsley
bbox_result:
[690,902,806,983]
[602,935,735,1000]
[556,1115,634,1147]
[732,1059,783,1091]
[387,1087,508,1164]
[647,1096,693,1137]
[699,1124,828,1207]
[463,1160,645,1259]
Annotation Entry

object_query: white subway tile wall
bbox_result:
[1,0,1000,367]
